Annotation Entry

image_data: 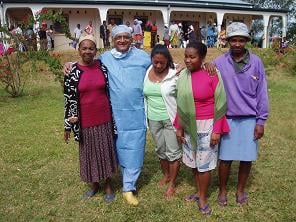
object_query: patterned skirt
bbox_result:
[79,122,117,183]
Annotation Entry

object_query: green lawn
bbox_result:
[0,49,295,222]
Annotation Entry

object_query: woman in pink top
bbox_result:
[175,41,229,214]
[84,21,94,35]
[64,35,117,202]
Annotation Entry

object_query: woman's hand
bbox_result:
[63,62,73,76]
[64,131,71,143]
[210,133,220,147]
[176,128,186,144]
[203,63,217,76]
[254,124,264,140]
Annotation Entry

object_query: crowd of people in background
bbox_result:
[0,17,290,56]
[0,22,55,55]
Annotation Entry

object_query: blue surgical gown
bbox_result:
[100,48,151,168]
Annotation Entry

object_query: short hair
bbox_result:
[186,40,207,60]
[151,44,174,69]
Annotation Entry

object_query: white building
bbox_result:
[0,0,289,50]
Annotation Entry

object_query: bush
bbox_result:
[251,47,296,76]
[0,50,27,97]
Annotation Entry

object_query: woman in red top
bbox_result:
[64,35,117,202]
[175,41,229,214]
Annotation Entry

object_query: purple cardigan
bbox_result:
[213,50,269,125]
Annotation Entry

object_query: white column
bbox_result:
[263,14,270,48]
[98,6,108,24]
[282,14,287,38]
[216,12,224,33]
[30,6,43,50]
[0,1,5,26]
[161,6,170,27]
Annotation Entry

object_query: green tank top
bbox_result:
[143,78,169,121]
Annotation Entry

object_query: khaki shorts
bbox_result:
[148,119,182,161]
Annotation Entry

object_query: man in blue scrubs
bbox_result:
[100,25,150,205]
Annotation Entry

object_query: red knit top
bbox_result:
[78,62,111,129]
[191,69,229,134]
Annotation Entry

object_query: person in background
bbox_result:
[100,20,110,49]
[169,20,179,48]
[151,21,158,48]
[178,23,186,48]
[132,19,143,49]
[126,21,133,33]
[143,20,152,49]
[9,25,16,35]
[156,34,160,44]
[50,25,54,49]
[194,24,202,43]
[207,23,215,48]
[163,26,170,48]
[46,25,54,50]
[38,22,47,51]
[213,22,269,207]
[143,44,181,199]
[24,26,36,51]
[84,21,94,35]
[200,26,207,44]
[175,41,229,215]
[73,24,83,49]
[15,24,23,35]
[64,35,117,202]
[217,26,226,48]
[107,19,117,47]
[187,24,197,43]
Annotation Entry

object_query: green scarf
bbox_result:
[176,68,227,149]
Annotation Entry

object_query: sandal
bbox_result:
[104,193,115,203]
[185,194,199,202]
[217,195,228,207]
[236,192,248,205]
[83,190,98,199]
[198,204,212,215]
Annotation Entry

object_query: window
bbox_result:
[54,14,69,34]
[108,15,123,25]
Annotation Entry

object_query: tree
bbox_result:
[244,0,296,43]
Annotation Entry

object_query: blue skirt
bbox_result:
[219,117,258,161]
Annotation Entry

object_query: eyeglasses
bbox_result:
[114,35,131,41]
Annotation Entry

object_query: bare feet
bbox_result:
[158,176,170,186]
[164,186,176,199]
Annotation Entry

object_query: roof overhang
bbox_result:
[1,0,289,13]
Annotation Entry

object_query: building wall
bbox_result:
[1,3,287,50]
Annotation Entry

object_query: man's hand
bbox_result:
[64,131,71,143]
[68,116,78,124]
[63,62,73,76]
[203,63,217,76]
[210,133,220,147]
[175,63,185,76]
[176,128,186,144]
[254,124,264,140]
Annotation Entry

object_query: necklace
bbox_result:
[149,68,168,83]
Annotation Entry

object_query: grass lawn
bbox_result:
[0,48,295,222]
